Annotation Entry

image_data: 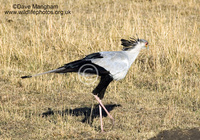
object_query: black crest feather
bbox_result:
[121,36,139,51]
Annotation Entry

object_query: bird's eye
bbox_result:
[145,42,148,45]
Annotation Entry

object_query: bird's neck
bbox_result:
[125,48,141,67]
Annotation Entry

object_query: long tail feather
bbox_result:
[21,67,66,79]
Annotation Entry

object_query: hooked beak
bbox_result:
[145,44,149,50]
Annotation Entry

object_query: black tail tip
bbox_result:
[21,75,32,79]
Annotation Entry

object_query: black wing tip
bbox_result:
[21,75,32,79]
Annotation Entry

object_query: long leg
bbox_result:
[93,95,114,124]
[99,104,104,132]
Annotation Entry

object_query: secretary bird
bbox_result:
[21,37,149,132]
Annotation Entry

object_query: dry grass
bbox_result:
[0,0,200,139]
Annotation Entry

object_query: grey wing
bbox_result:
[90,51,130,80]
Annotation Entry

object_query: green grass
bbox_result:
[0,0,200,139]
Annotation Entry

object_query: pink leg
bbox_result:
[93,95,114,124]
[99,104,104,132]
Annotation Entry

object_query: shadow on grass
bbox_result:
[149,128,200,140]
[41,104,121,125]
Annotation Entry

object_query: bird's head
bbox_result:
[121,37,148,51]
[138,39,149,50]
